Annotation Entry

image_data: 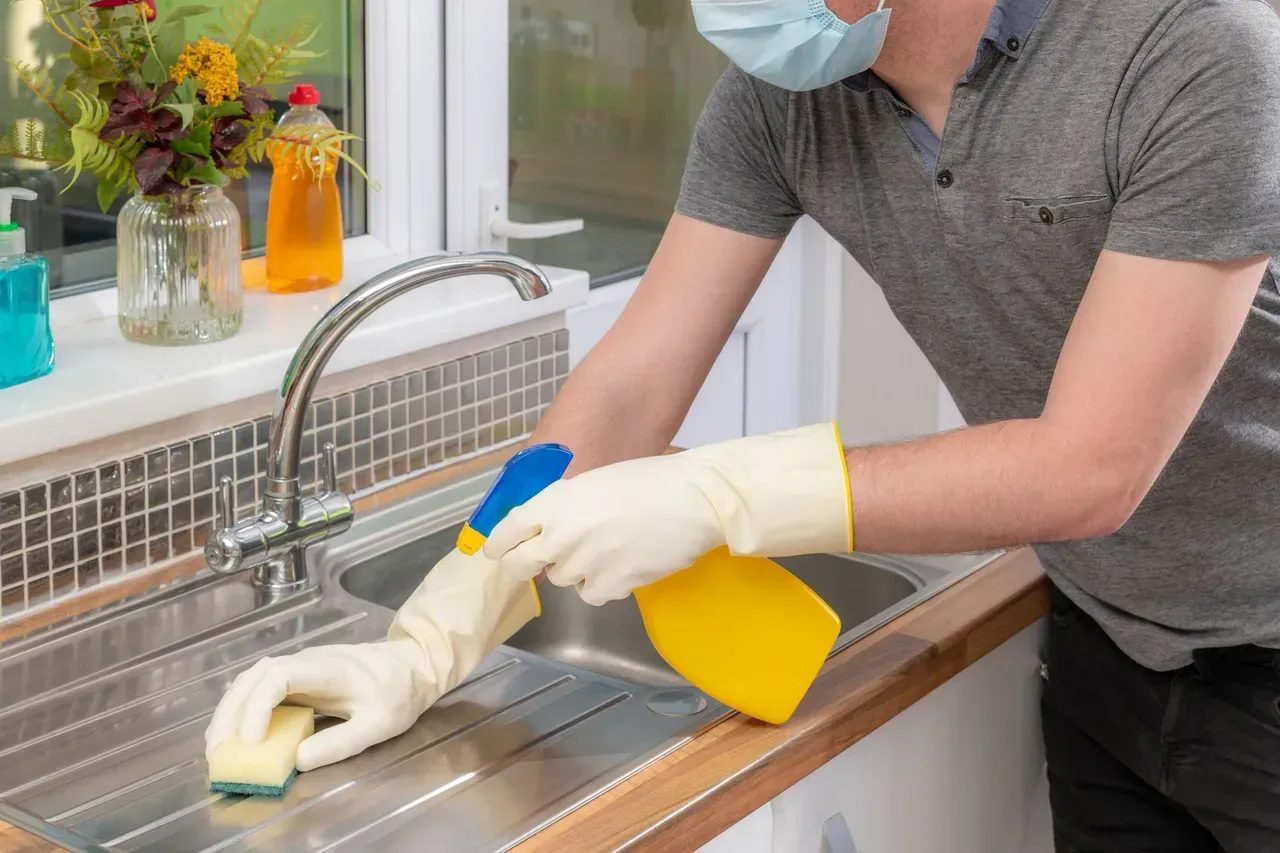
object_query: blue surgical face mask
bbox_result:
[692,0,892,92]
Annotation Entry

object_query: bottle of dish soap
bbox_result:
[265,84,343,294]
[0,188,54,390]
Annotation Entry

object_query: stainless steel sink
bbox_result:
[341,524,926,690]
[0,462,997,853]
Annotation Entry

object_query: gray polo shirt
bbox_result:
[676,0,1280,671]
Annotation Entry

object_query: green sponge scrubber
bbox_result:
[210,770,298,797]
[208,705,314,797]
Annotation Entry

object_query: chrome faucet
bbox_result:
[203,252,553,591]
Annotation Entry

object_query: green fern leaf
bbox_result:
[267,125,377,188]
[0,119,70,165]
[221,0,266,53]
[6,60,74,126]
[58,89,141,192]
[238,20,323,88]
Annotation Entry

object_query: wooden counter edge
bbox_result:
[512,548,1050,853]
[0,820,62,853]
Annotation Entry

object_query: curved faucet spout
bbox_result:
[204,251,553,591]
[266,252,552,502]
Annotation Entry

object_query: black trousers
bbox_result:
[1043,585,1280,852]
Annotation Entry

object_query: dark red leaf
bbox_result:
[153,81,177,104]
[239,87,271,116]
[111,80,154,113]
[134,147,175,195]
[150,110,184,142]
[99,107,146,141]
[212,119,249,151]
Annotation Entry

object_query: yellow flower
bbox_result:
[170,37,239,106]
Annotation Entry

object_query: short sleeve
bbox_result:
[675,65,803,240]
[1105,0,1280,262]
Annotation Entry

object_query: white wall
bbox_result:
[837,256,965,445]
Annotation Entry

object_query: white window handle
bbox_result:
[480,182,584,249]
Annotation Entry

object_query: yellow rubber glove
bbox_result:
[204,548,538,771]
[484,423,853,606]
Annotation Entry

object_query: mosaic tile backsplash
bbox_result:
[0,331,570,619]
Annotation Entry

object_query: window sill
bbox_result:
[0,253,589,467]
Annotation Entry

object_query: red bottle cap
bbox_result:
[288,84,321,106]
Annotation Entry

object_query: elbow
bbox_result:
[1050,461,1152,542]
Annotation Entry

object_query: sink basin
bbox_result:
[0,463,993,853]
[340,522,927,689]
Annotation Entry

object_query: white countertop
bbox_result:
[0,254,589,467]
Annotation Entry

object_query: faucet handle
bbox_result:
[320,442,339,493]
[216,476,235,529]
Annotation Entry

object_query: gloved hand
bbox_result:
[483,423,852,605]
[204,548,539,771]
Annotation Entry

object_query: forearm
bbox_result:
[531,350,685,476]
[532,214,783,476]
[846,417,1140,555]
[848,253,1267,555]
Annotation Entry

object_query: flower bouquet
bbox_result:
[0,0,364,345]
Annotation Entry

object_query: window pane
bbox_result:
[0,0,367,296]
[508,0,728,286]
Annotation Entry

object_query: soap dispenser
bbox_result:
[0,187,55,390]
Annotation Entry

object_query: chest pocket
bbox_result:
[991,194,1116,326]
[1002,195,1114,227]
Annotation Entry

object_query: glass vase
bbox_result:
[116,186,243,345]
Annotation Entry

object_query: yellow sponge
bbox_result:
[208,705,314,796]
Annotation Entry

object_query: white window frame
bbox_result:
[349,0,446,263]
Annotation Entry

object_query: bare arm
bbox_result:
[846,250,1268,554]
[531,213,784,475]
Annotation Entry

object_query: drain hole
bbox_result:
[646,689,708,718]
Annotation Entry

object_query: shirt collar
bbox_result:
[842,0,1050,94]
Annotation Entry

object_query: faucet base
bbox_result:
[252,553,311,594]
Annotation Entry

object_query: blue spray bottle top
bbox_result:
[456,444,574,555]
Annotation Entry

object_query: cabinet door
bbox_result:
[770,621,1049,853]
[696,804,774,853]
[567,281,746,448]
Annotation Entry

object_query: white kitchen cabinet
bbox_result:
[697,621,1051,853]
[694,622,1052,853]
[768,620,1050,853]
[696,805,774,853]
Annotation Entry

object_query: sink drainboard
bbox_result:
[0,467,991,852]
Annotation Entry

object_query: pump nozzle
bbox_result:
[0,188,38,257]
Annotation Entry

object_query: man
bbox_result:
[208,0,1280,848]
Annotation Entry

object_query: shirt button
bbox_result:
[936,170,954,189]
[1007,36,1021,52]
[1038,207,1054,224]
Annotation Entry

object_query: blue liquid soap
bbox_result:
[0,188,54,390]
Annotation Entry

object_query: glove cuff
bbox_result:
[689,422,853,557]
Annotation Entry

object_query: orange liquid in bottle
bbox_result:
[265,146,343,294]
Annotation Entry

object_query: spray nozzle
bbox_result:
[0,188,37,231]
